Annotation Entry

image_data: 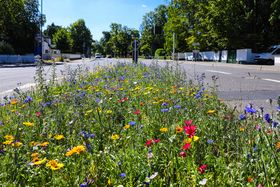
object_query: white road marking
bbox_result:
[0,83,36,95]
[262,78,280,83]
[206,70,232,75]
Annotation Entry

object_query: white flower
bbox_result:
[147,152,153,159]
[199,178,207,185]
[149,172,158,179]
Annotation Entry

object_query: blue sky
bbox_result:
[43,0,169,41]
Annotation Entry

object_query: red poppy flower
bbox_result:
[184,120,193,126]
[184,125,197,138]
[145,139,153,147]
[198,164,207,174]
[182,143,191,150]
[134,109,141,115]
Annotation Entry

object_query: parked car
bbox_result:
[95,53,102,58]
[254,45,280,65]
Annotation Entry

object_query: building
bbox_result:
[35,34,61,60]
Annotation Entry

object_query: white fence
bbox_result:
[275,55,280,66]
[180,50,228,62]
[62,53,82,60]
[0,54,35,64]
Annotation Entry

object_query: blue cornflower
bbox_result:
[272,121,278,128]
[264,113,272,123]
[239,114,246,120]
[95,98,100,103]
[207,139,214,144]
[174,105,181,109]
[277,106,280,112]
[119,76,125,81]
[129,121,136,126]
[0,121,3,126]
[162,102,168,107]
[24,96,32,103]
[245,105,256,114]
[253,146,257,151]
[0,103,5,107]
[120,173,126,178]
[194,87,205,99]
[161,108,169,113]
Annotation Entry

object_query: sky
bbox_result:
[43,0,169,41]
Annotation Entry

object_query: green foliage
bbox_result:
[140,5,168,56]
[69,19,93,57]
[97,23,139,57]
[43,23,62,41]
[0,41,15,54]
[154,48,165,57]
[53,28,73,53]
[0,0,42,54]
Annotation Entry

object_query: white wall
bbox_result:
[275,55,280,66]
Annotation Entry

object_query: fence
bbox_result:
[0,54,35,64]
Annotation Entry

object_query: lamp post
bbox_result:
[40,0,43,60]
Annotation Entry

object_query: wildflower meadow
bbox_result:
[0,62,279,186]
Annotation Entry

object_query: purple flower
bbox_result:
[239,114,246,120]
[0,103,5,107]
[272,121,278,128]
[0,121,3,126]
[24,96,32,103]
[174,105,181,109]
[277,106,280,112]
[162,102,168,107]
[161,108,169,113]
[255,125,261,130]
[120,173,126,178]
[129,121,136,126]
[207,139,214,144]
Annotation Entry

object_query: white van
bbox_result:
[254,45,280,65]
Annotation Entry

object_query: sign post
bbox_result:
[132,39,139,64]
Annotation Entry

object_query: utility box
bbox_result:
[275,55,280,66]
[236,49,254,63]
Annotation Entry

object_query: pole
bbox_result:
[172,32,175,60]
[41,0,43,60]
[134,39,137,64]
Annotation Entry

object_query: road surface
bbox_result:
[1,58,279,112]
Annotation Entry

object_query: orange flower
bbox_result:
[276,142,280,149]
[40,142,49,147]
[65,145,86,157]
[247,176,253,183]
[10,99,18,105]
[175,126,183,133]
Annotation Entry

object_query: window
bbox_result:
[45,50,49,54]
[272,48,280,55]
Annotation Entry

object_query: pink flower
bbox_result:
[153,139,160,143]
[182,143,191,150]
[179,151,186,157]
[198,164,207,174]
[184,125,197,138]
[184,120,193,126]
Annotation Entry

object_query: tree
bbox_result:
[44,23,62,41]
[0,0,41,54]
[69,19,93,56]
[140,5,168,56]
[53,28,72,53]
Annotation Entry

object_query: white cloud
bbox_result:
[142,4,147,8]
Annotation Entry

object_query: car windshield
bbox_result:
[266,46,277,53]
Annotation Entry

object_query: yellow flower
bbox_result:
[106,110,113,114]
[85,109,93,116]
[276,142,280,149]
[54,135,64,140]
[3,140,13,145]
[65,145,86,157]
[10,99,18,105]
[160,127,168,133]
[111,134,120,140]
[23,122,34,127]
[12,141,23,148]
[31,152,39,158]
[124,124,130,129]
[207,110,216,114]
[46,160,64,170]
[184,138,193,144]
[33,157,47,165]
[29,141,40,147]
[240,127,245,132]
[4,135,15,141]
[40,142,49,147]
[193,136,200,142]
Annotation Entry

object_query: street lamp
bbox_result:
[40,0,43,60]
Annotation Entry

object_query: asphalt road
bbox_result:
[1,58,280,112]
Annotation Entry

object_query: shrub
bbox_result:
[155,48,166,57]
[0,41,15,54]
